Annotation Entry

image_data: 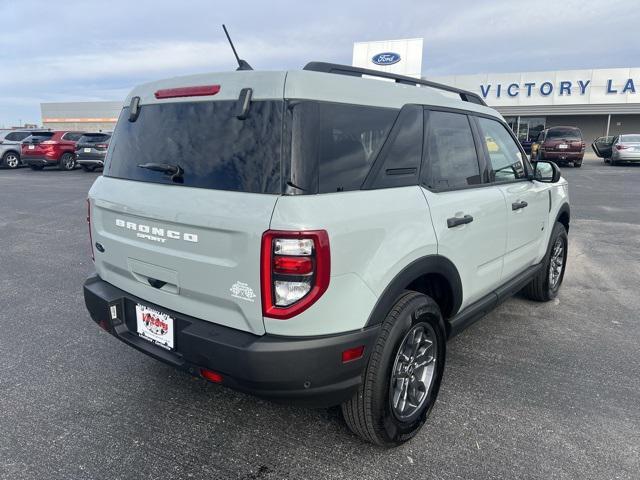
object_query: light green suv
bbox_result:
[83,62,570,446]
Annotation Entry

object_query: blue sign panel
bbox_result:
[371,52,401,66]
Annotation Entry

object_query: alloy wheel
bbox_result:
[549,237,565,289]
[389,322,437,421]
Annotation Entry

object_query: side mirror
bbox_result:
[533,160,561,183]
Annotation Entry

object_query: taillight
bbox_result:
[87,198,94,261]
[616,145,629,150]
[154,85,221,99]
[95,143,108,149]
[261,230,330,319]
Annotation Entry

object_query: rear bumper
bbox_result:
[540,151,584,161]
[22,155,58,166]
[613,152,640,161]
[77,157,104,166]
[83,274,378,407]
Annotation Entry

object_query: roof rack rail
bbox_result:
[303,62,487,107]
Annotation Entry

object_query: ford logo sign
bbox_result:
[371,52,401,66]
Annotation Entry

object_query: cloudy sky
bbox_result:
[0,0,636,127]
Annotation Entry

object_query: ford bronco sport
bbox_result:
[83,62,570,446]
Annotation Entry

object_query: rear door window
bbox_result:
[106,100,283,194]
[367,105,423,189]
[476,116,527,182]
[422,111,482,190]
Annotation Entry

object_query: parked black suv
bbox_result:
[76,133,111,171]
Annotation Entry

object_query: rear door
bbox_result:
[474,116,549,281]
[90,94,286,335]
[420,109,507,309]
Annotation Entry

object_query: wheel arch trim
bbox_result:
[364,255,463,328]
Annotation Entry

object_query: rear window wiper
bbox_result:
[137,162,184,183]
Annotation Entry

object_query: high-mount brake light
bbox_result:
[261,230,330,319]
[154,85,221,99]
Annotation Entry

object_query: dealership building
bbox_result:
[41,101,121,132]
[429,68,640,148]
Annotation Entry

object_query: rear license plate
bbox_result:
[84,148,91,153]
[28,145,35,150]
[558,144,568,149]
[135,304,174,350]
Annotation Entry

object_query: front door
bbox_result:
[474,116,549,281]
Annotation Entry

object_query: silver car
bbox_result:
[0,130,35,168]
[611,134,640,165]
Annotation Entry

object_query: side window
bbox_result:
[423,111,482,190]
[368,105,423,189]
[476,117,527,182]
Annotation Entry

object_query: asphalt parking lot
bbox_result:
[1,158,638,480]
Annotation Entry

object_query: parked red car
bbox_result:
[531,126,585,168]
[22,131,85,171]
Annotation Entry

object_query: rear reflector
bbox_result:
[342,346,365,363]
[200,368,223,383]
[273,256,313,275]
[154,85,221,99]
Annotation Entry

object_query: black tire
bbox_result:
[522,222,568,302]
[59,153,76,171]
[341,291,446,447]
[573,160,582,168]
[81,165,96,172]
[30,165,44,171]
[2,151,20,169]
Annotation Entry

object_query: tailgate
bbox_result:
[89,176,277,335]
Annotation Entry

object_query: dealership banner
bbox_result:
[430,68,640,107]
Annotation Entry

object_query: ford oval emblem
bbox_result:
[371,52,401,66]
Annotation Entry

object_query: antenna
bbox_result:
[222,24,253,71]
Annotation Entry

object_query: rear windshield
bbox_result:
[105,100,283,194]
[546,128,581,140]
[29,132,54,142]
[79,133,111,143]
[620,134,640,142]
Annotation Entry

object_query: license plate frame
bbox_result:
[558,144,569,150]
[135,304,175,350]
[28,145,35,150]
[84,148,91,153]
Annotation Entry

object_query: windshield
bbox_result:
[547,128,581,140]
[105,100,283,194]
[620,134,640,143]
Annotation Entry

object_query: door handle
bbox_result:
[447,214,474,228]
[512,200,528,211]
